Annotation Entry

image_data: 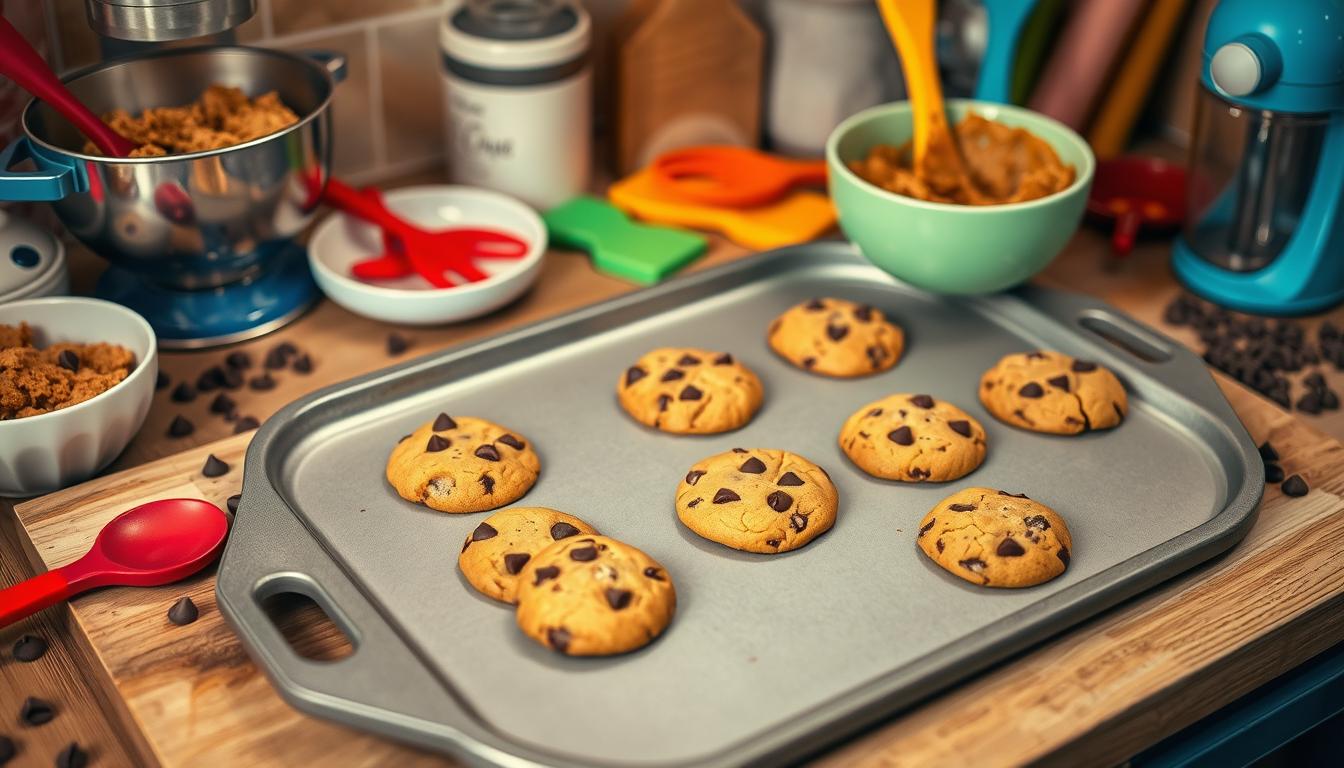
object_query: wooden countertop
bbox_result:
[4,211,1344,767]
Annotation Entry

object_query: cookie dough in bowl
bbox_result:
[617,347,764,434]
[386,413,539,513]
[979,351,1127,435]
[767,297,904,377]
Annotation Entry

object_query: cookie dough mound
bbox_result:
[839,393,987,482]
[767,297,904,377]
[459,507,598,603]
[386,413,539,513]
[515,535,676,656]
[617,347,764,434]
[676,448,838,553]
[917,487,1072,588]
[979,351,1127,435]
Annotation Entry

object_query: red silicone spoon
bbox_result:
[0,499,228,628]
[0,17,137,157]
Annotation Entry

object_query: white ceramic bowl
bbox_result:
[0,297,157,496]
[308,185,547,325]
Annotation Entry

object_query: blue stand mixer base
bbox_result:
[96,243,319,349]
[1172,241,1344,317]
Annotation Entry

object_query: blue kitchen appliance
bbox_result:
[1172,0,1344,315]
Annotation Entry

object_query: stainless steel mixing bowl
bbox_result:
[0,45,340,290]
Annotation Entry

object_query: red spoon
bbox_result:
[0,499,228,628]
[1086,156,1187,257]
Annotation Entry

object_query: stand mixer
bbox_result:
[1171,0,1344,316]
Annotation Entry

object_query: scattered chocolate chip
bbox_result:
[1265,464,1285,483]
[918,519,936,536]
[643,567,664,580]
[1259,442,1279,463]
[221,367,243,390]
[997,538,1025,557]
[805,298,826,310]
[171,382,196,403]
[233,416,260,433]
[947,420,972,438]
[949,503,976,512]
[167,596,199,625]
[12,634,47,663]
[827,323,849,341]
[789,513,807,531]
[210,393,235,415]
[766,491,793,512]
[1019,382,1045,398]
[263,347,288,370]
[777,472,804,486]
[739,457,766,473]
[661,369,685,382]
[679,385,703,401]
[167,415,194,438]
[426,435,450,452]
[226,494,240,515]
[1024,515,1050,530]
[480,475,495,494]
[226,351,251,370]
[910,394,934,409]
[959,558,987,574]
[155,371,170,390]
[678,354,702,366]
[714,353,734,365]
[472,523,498,543]
[854,305,874,322]
[19,696,54,725]
[498,434,524,450]
[684,470,705,486]
[1047,374,1070,391]
[570,545,598,561]
[503,553,530,575]
[713,488,741,504]
[1071,360,1097,372]
[547,627,571,652]
[0,735,12,764]
[56,349,79,373]
[625,367,646,386]
[533,565,560,584]
[888,426,914,445]
[201,454,229,477]
[55,742,87,768]
[475,444,500,461]
[1282,474,1309,497]
[1058,548,1071,567]
[248,373,276,391]
[550,522,580,540]
[387,333,410,356]
[605,588,633,610]
[291,354,313,374]
[198,366,226,392]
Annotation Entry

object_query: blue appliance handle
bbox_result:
[974,0,1040,104]
[0,137,78,202]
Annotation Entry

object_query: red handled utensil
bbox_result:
[0,499,228,628]
[650,145,828,208]
[1086,156,1187,258]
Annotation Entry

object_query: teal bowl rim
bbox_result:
[825,98,1097,214]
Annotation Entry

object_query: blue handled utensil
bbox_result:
[974,0,1040,103]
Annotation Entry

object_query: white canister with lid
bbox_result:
[440,0,592,210]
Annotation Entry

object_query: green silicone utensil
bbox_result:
[543,196,707,285]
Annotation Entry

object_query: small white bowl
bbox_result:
[0,297,157,496]
[308,185,547,325]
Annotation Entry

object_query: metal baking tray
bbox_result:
[218,242,1262,768]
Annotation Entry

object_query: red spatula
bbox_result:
[0,499,228,628]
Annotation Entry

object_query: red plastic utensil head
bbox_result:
[66,499,229,590]
[649,145,829,208]
[1087,156,1187,226]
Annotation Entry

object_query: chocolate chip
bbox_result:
[475,444,500,461]
[910,394,934,408]
[263,347,288,370]
[167,596,199,625]
[777,472,804,486]
[426,435,450,452]
[249,373,276,391]
[805,298,826,310]
[997,538,1025,557]
[854,305,874,322]
[1026,351,1047,359]
[888,426,914,445]
[936,539,944,553]
[625,366,646,386]
[918,519,936,536]
[827,323,849,341]
[732,447,748,453]
[210,393,235,415]
[644,567,664,580]
[802,356,817,368]
[766,539,781,548]
[687,498,701,507]
[949,503,976,512]
[947,420,972,438]
[201,454,229,477]
[1282,474,1309,497]
[1071,360,1097,372]
[292,354,313,374]
[678,354,702,366]
[714,353,734,365]
[498,434,524,450]
[713,488,741,504]
[503,553,530,574]
[1057,547,1071,567]
[226,351,251,370]
[433,413,457,431]
[909,467,930,480]
[533,565,560,584]
[739,457,766,473]
[386,333,409,356]
[171,382,196,403]
[550,522,580,540]
[570,545,598,561]
[684,470,706,487]
[472,523,497,542]
[547,627,571,652]
[480,475,495,493]
[56,349,79,372]
[789,513,807,531]
[1019,382,1045,398]
[12,634,47,663]
[1047,375,1070,391]
[0,735,12,764]
[55,742,87,768]
[767,491,793,512]
[679,385,703,401]
[1259,441,1279,463]
[155,371,170,390]
[1024,514,1050,530]
[226,494,240,514]
[605,588,633,610]
[197,366,225,391]
[866,345,887,369]
[233,416,260,433]
[221,367,243,390]
[167,415,194,438]
[1265,463,1285,483]
[658,394,671,411]
[661,369,685,382]
[959,558,987,574]
[999,490,1030,499]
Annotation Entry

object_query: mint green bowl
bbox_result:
[826,99,1095,294]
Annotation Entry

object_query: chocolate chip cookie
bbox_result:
[459,507,598,603]
[676,448,838,553]
[767,297,905,377]
[617,347,764,434]
[916,487,1072,588]
[515,535,676,656]
[385,413,539,513]
[979,351,1127,435]
[839,394,988,482]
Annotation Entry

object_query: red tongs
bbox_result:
[321,178,529,288]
